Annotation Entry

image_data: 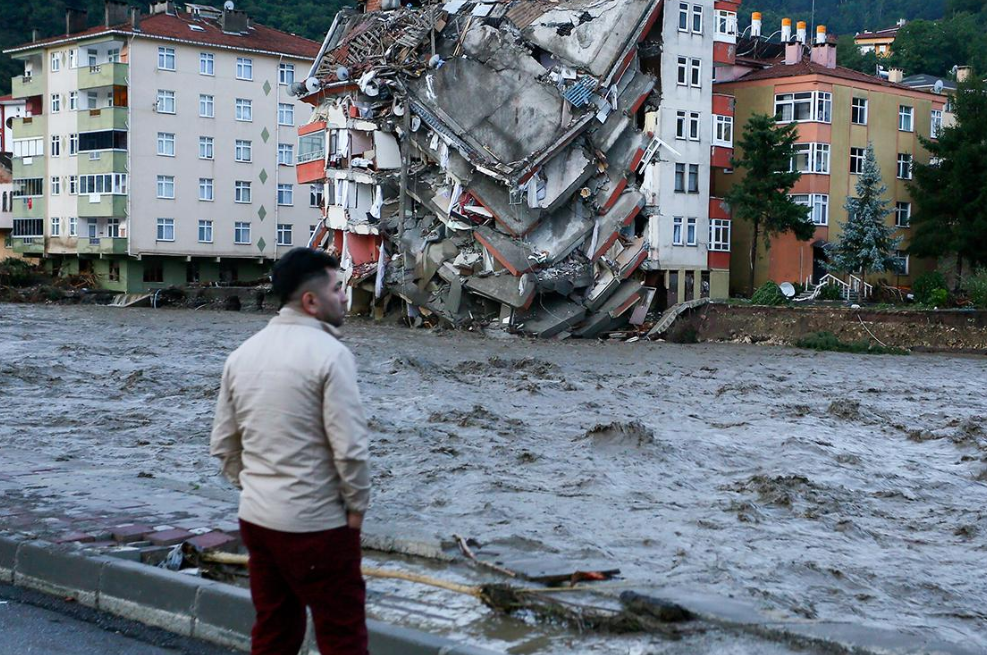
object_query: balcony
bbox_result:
[13,156,44,178]
[12,237,45,255]
[78,106,128,132]
[711,145,733,169]
[713,41,736,66]
[77,150,128,175]
[12,196,45,219]
[11,73,44,99]
[11,115,46,139]
[78,62,128,90]
[78,194,127,218]
[77,236,128,255]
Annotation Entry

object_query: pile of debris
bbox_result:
[295,0,668,338]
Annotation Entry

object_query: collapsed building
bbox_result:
[291,0,739,337]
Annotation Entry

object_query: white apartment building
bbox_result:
[3,1,321,291]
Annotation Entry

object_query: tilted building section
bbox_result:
[294,0,737,337]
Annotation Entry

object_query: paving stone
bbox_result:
[55,531,95,544]
[111,524,153,543]
[148,528,194,546]
[187,531,238,552]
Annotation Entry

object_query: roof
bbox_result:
[726,57,933,94]
[854,26,901,41]
[901,74,957,92]
[3,10,320,60]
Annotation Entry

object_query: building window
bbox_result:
[12,178,44,197]
[86,90,98,110]
[310,184,324,207]
[677,57,687,85]
[791,193,829,226]
[277,223,293,246]
[678,2,689,30]
[897,153,913,179]
[931,110,943,139]
[199,136,214,160]
[849,147,865,174]
[51,93,61,113]
[893,250,909,275]
[672,216,684,245]
[775,91,831,123]
[686,217,697,245]
[69,216,77,236]
[898,105,914,132]
[715,10,737,37]
[156,90,176,114]
[50,176,60,195]
[200,52,214,75]
[68,91,78,111]
[278,143,294,165]
[674,163,685,192]
[198,219,214,243]
[51,52,60,72]
[851,97,868,125]
[675,111,687,139]
[158,47,176,71]
[278,103,294,126]
[895,202,911,227]
[687,112,700,140]
[69,176,78,195]
[156,218,175,241]
[156,175,175,199]
[235,181,252,203]
[790,143,830,174]
[106,217,120,238]
[107,48,120,63]
[713,115,733,146]
[691,4,703,32]
[69,133,78,155]
[12,218,44,237]
[68,49,77,68]
[199,94,214,118]
[51,135,61,157]
[688,163,699,192]
[199,177,214,201]
[234,221,251,244]
[12,138,43,158]
[279,63,295,85]
[51,216,61,237]
[157,132,175,156]
[690,58,701,87]
[236,57,253,80]
[277,184,294,206]
[79,173,128,195]
[235,140,252,162]
[709,219,731,251]
[235,98,252,121]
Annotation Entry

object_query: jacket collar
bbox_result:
[271,306,342,339]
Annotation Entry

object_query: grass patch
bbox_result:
[795,331,909,355]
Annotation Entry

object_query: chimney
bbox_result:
[781,18,792,42]
[785,43,801,65]
[220,9,249,33]
[897,18,906,28]
[65,7,88,35]
[751,12,762,38]
[32,28,39,42]
[149,1,174,15]
[810,29,838,69]
[888,68,904,83]
[956,66,972,82]
[104,0,129,27]
[796,21,807,44]
[131,7,141,30]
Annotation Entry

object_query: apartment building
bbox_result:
[713,19,946,294]
[3,1,320,291]
[853,20,905,58]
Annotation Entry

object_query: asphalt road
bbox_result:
[0,583,238,655]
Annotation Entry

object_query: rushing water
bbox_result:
[2,303,986,651]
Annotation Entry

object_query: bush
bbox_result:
[964,270,987,309]
[0,258,38,287]
[912,271,947,305]
[796,331,908,355]
[927,288,949,307]
[817,283,845,301]
[750,281,788,306]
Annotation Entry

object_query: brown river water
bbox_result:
[2,303,986,652]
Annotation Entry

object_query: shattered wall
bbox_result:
[294,0,704,338]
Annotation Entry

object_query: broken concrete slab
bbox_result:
[516,297,587,338]
[614,236,649,279]
[465,272,536,310]
[526,202,596,265]
[590,191,645,261]
[475,551,621,585]
[472,225,538,276]
[574,279,643,338]
[466,175,542,237]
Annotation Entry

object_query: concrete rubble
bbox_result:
[293,0,671,338]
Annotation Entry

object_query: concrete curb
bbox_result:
[0,533,502,655]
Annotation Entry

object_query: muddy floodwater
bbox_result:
[3,303,987,651]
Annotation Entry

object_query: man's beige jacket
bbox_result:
[210,307,370,533]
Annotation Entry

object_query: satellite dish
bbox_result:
[779,282,796,298]
[304,77,321,94]
[392,100,405,116]
[410,115,421,131]
[335,66,349,81]
[289,81,306,97]
[933,79,944,94]
[223,0,235,10]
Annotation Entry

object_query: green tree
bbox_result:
[829,144,901,275]
[726,113,816,296]
[836,34,881,75]
[909,73,987,287]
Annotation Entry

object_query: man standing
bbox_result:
[211,248,370,655]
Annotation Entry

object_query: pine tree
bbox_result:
[726,113,816,296]
[829,145,901,276]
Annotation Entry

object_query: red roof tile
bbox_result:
[855,26,901,40]
[725,57,929,94]
[4,11,320,60]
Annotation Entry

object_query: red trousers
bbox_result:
[240,519,368,655]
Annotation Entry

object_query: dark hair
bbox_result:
[271,248,340,308]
